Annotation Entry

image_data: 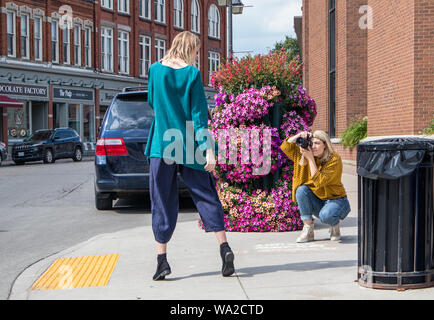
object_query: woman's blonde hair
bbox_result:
[162,31,201,65]
[299,130,335,166]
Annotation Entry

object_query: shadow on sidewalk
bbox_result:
[313,216,358,230]
[166,259,357,281]
[112,196,195,213]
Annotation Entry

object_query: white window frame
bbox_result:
[62,21,70,64]
[84,27,92,68]
[7,11,16,57]
[51,20,59,63]
[155,39,166,62]
[208,5,220,39]
[34,16,43,61]
[101,0,113,10]
[20,13,30,59]
[118,31,129,74]
[118,0,130,14]
[101,27,113,72]
[74,25,82,66]
[139,35,151,78]
[139,0,151,19]
[208,51,220,85]
[154,0,166,23]
[174,0,184,29]
[191,0,200,34]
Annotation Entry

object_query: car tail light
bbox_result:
[96,138,129,156]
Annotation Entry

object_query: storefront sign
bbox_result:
[0,83,48,97]
[53,88,94,101]
[100,90,118,105]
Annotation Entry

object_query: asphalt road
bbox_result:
[0,158,196,300]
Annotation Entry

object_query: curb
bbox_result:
[1,156,95,167]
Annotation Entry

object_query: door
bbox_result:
[31,101,47,131]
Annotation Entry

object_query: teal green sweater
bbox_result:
[144,62,214,171]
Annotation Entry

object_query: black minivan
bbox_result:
[94,88,188,210]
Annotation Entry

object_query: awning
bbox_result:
[0,95,23,108]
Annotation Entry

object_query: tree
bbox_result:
[272,36,301,62]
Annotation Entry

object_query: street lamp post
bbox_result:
[218,0,245,59]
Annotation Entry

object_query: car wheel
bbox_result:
[72,147,83,162]
[0,156,2,166]
[43,149,55,164]
[95,193,113,210]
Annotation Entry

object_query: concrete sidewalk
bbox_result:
[8,166,434,300]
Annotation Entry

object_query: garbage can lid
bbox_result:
[357,136,434,152]
[357,136,434,180]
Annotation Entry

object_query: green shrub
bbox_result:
[340,117,368,149]
[421,118,434,135]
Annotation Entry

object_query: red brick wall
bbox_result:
[303,0,368,139]
[303,0,328,134]
[338,0,367,136]
[302,0,309,91]
[302,0,433,161]
[0,0,226,87]
[335,0,347,137]
[414,0,434,132]
[367,0,415,136]
[332,143,357,162]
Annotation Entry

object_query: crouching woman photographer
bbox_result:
[280,130,351,243]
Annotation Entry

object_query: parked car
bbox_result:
[12,128,84,165]
[0,142,6,166]
[94,87,189,210]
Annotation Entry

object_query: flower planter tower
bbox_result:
[205,50,317,232]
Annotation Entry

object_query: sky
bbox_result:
[231,0,303,58]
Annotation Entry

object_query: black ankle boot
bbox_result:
[220,242,235,277]
[153,254,171,281]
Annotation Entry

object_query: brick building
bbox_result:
[301,0,433,161]
[0,0,226,152]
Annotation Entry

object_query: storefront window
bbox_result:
[68,104,81,135]
[53,103,68,128]
[83,105,95,142]
[7,104,29,141]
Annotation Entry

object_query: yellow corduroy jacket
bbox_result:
[280,140,347,202]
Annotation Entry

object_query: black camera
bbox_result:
[296,134,313,150]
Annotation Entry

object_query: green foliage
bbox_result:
[340,117,368,149]
[420,118,434,135]
[272,36,301,62]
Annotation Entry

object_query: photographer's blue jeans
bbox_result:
[295,185,351,226]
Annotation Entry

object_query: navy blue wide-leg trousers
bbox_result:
[149,157,225,243]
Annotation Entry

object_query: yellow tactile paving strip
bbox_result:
[31,254,120,290]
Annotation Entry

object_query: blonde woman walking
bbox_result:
[145,31,235,280]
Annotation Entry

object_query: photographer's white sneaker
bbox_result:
[329,224,341,241]
[296,224,314,243]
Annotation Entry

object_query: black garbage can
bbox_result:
[357,137,434,290]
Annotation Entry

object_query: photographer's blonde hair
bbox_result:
[162,31,201,66]
[299,130,335,166]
